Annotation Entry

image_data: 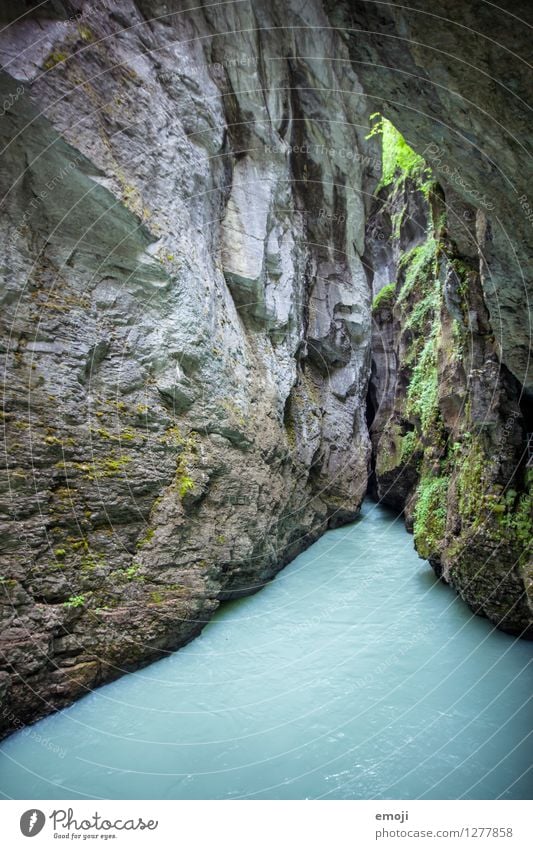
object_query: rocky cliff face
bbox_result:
[0,0,374,735]
[0,0,531,737]
[367,125,532,636]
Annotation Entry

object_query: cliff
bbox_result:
[0,0,374,734]
[367,119,532,637]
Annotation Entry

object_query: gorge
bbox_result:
[0,0,531,751]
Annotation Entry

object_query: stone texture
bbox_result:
[368,175,532,637]
[0,0,372,736]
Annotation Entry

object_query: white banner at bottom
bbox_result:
[1,800,530,848]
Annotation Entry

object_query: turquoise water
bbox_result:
[1,501,531,800]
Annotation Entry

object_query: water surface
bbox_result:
[1,501,531,799]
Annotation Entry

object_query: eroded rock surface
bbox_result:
[367,166,532,637]
[0,0,373,735]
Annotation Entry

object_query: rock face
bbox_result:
[0,0,373,735]
[367,142,532,637]
[0,0,531,737]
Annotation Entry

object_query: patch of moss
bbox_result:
[455,435,487,524]
[137,527,155,548]
[405,331,440,431]
[372,282,396,312]
[399,430,418,464]
[376,421,403,475]
[178,475,194,498]
[367,114,431,192]
[80,551,106,572]
[398,237,438,302]
[45,434,65,446]
[413,473,449,559]
[67,454,133,480]
[78,25,94,43]
[404,280,441,334]
[63,594,85,609]
[43,51,68,70]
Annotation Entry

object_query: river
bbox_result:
[1,501,531,799]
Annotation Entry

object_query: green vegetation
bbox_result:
[63,594,85,609]
[77,25,94,43]
[137,527,155,547]
[398,237,438,302]
[367,114,431,192]
[168,429,198,501]
[405,332,440,431]
[43,51,68,70]
[372,282,396,312]
[413,473,449,559]
[508,489,533,562]
[455,436,486,523]
[399,430,418,464]
[74,454,132,480]
[123,563,144,582]
[178,475,194,498]
[80,551,106,572]
[404,280,441,335]
[451,436,533,567]
[91,426,138,442]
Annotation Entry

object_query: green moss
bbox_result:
[137,527,155,547]
[513,490,533,552]
[372,282,396,312]
[398,237,438,302]
[43,51,68,70]
[367,115,431,192]
[63,594,85,609]
[376,421,403,475]
[45,434,64,446]
[405,332,440,431]
[413,473,449,559]
[178,475,194,498]
[455,436,486,524]
[69,537,90,552]
[404,280,441,334]
[54,548,66,558]
[80,551,105,572]
[77,25,94,42]
[123,564,144,582]
[399,431,418,464]
[165,430,199,500]
[79,455,132,480]
[285,418,296,449]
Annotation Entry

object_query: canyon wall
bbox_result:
[366,137,532,636]
[0,0,374,735]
